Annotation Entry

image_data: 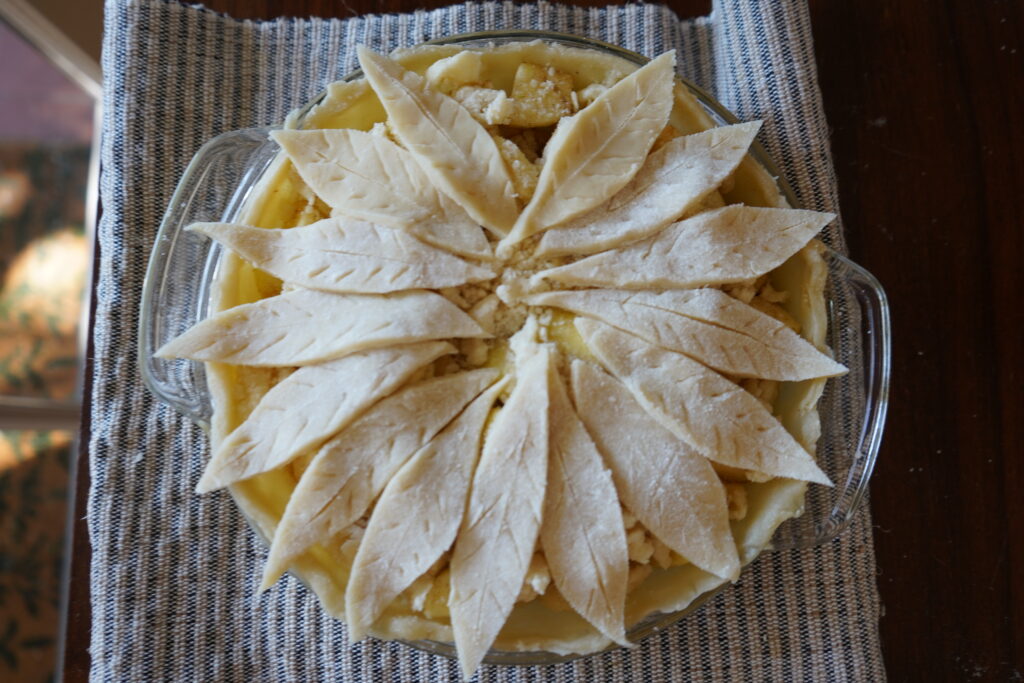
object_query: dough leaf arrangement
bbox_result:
[499,52,675,254]
[449,347,551,679]
[357,45,519,236]
[159,44,845,679]
[261,368,500,588]
[535,121,761,257]
[272,129,492,259]
[345,377,508,641]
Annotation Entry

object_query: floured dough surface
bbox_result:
[158,39,844,678]
[571,360,740,580]
[272,129,492,259]
[190,219,495,293]
[449,348,551,679]
[534,205,836,290]
[345,377,507,640]
[527,288,844,381]
[575,320,831,485]
[536,121,761,257]
[499,52,675,253]
[156,288,488,366]
[358,46,518,236]
[542,366,631,646]
[261,369,499,587]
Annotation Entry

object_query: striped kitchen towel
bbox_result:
[88,0,885,680]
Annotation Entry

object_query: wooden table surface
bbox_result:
[62,1,1023,680]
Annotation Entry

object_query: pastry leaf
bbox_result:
[272,129,492,259]
[358,47,518,236]
[575,320,831,485]
[527,288,845,380]
[197,341,453,492]
[536,122,761,257]
[261,369,500,589]
[449,349,551,679]
[534,206,835,290]
[499,52,675,254]
[571,360,740,580]
[191,219,495,294]
[344,377,506,640]
[156,288,488,366]
[542,364,630,645]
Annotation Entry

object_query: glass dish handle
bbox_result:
[771,250,891,550]
[138,127,278,429]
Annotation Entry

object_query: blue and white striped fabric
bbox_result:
[90,1,884,680]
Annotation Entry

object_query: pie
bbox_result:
[158,39,845,678]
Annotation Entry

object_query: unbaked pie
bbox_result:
[158,40,844,678]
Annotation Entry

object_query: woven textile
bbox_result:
[89,1,885,680]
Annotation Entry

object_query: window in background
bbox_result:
[0,9,97,681]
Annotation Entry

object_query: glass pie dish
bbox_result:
[139,31,891,666]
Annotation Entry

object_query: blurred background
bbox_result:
[0,1,100,680]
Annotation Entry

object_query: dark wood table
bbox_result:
[62,1,1023,680]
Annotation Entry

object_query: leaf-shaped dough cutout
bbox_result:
[542,365,629,646]
[534,206,835,290]
[570,360,739,580]
[271,129,492,260]
[261,369,500,589]
[535,122,761,257]
[189,219,494,294]
[575,319,831,485]
[196,341,453,492]
[345,377,507,641]
[498,52,675,254]
[357,46,517,236]
[155,288,488,366]
[449,349,551,680]
[526,288,845,380]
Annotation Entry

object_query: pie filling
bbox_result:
[159,40,843,677]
